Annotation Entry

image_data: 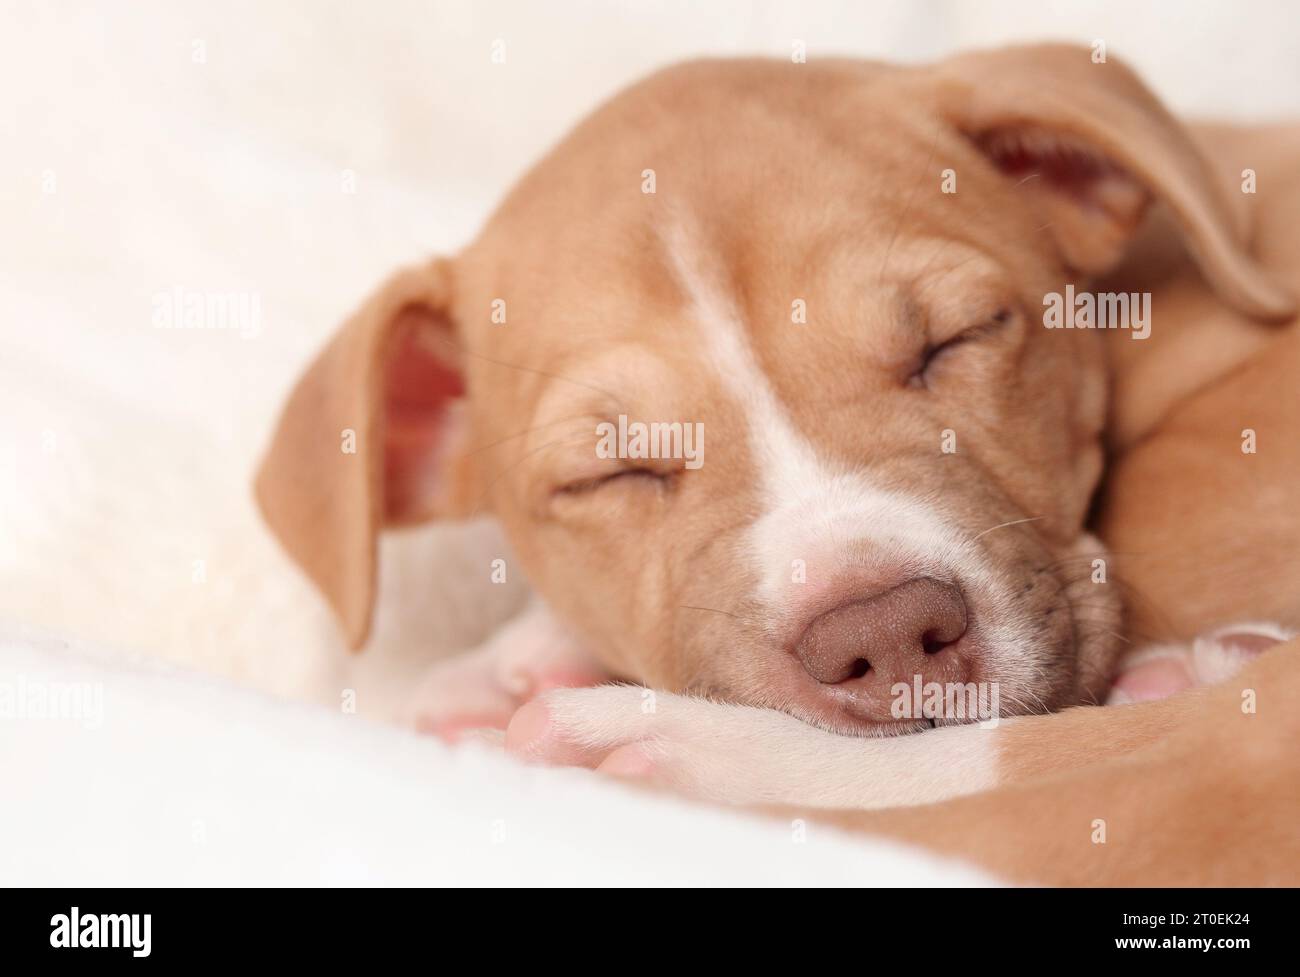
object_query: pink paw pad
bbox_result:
[1109,656,1194,703]
[505,700,596,767]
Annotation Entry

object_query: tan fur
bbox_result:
[1098,123,1300,640]
[796,641,1300,885]
[789,95,1300,885]
[253,259,476,646]
[257,45,1287,728]
[255,44,1299,881]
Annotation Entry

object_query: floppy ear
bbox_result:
[928,43,1294,321]
[254,258,477,649]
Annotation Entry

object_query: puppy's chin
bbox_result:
[805,715,936,739]
[703,677,940,738]
[719,653,1083,739]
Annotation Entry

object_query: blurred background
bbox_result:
[3,1,1299,718]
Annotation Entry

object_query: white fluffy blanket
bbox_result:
[1,626,994,885]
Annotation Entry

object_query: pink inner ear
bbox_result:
[979,128,1146,220]
[383,316,466,521]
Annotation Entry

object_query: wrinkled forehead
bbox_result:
[455,79,1027,428]
[458,77,1028,398]
[514,219,1011,434]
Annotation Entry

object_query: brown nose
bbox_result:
[794,578,969,689]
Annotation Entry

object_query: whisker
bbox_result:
[969,515,1045,542]
[679,604,743,622]
[427,333,623,403]
[912,252,982,298]
[467,413,596,457]
[469,432,592,516]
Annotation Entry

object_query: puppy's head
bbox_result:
[257,46,1292,733]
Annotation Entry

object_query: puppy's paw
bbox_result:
[504,685,820,803]
[504,685,977,808]
[404,600,607,742]
[1108,622,1294,705]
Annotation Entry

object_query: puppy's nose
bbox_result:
[795,577,969,687]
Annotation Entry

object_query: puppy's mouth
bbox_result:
[695,562,1108,738]
[669,527,1123,737]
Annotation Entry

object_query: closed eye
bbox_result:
[908,306,1013,389]
[555,467,669,496]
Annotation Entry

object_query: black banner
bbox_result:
[0,887,1279,964]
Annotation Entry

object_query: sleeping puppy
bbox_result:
[255,45,1292,755]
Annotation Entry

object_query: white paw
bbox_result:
[506,684,997,809]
